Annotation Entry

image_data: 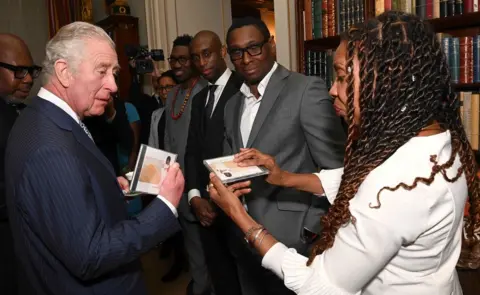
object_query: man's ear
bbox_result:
[269,36,276,56]
[221,45,227,59]
[54,59,72,88]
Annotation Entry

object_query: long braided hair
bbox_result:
[307,11,480,269]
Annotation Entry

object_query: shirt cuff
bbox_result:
[156,195,178,217]
[314,167,344,204]
[187,189,201,205]
[262,242,289,279]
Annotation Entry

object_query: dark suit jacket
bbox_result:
[223,64,346,253]
[0,98,19,220]
[133,94,161,145]
[84,98,133,175]
[185,71,244,211]
[5,97,180,295]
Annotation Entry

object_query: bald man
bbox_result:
[184,30,244,295]
[0,33,41,295]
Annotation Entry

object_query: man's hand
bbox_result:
[234,148,286,186]
[117,176,130,192]
[158,163,184,208]
[191,197,217,227]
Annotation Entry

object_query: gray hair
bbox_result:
[42,21,115,84]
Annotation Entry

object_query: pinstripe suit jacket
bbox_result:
[5,97,180,295]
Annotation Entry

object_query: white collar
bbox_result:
[209,68,232,87]
[38,87,80,123]
[240,62,278,98]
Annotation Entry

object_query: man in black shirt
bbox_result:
[0,33,41,295]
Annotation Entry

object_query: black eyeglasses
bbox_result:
[228,41,267,61]
[159,85,175,91]
[0,62,42,79]
[168,57,190,66]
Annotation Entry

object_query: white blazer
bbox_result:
[148,107,165,149]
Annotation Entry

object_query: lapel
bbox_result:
[231,92,245,150]
[210,73,241,120]
[152,107,165,142]
[246,65,290,147]
[31,98,116,177]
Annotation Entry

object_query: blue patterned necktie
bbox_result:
[79,121,94,141]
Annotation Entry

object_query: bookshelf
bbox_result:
[296,1,480,150]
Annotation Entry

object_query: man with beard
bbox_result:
[164,35,209,295]
[0,33,41,295]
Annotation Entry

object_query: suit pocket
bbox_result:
[302,197,331,235]
[276,188,310,212]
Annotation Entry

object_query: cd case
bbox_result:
[130,144,177,195]
[203,155,269,184]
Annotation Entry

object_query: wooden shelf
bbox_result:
[452,83,480,91]
[304,11,480,51]
[428,11,480,32]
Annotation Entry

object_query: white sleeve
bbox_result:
[313,167,344,203]
[187,189,201,205]
[156,195,178,217]
[262,173,428,294]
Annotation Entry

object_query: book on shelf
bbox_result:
[459,92,480,149]
[129,144,177,195]
[305,49,336,89]
[302,0,479,43]
[440,34,480,84]
[303,0,365,40]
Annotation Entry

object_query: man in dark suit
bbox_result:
[0,33,41,295]
[185,30,244,295]
[222,17,346,295]
[5,22,184,295]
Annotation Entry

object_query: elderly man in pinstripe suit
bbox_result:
[4,22,184,295]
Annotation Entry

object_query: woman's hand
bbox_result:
[208,174,251,218]
[234,148,286,186]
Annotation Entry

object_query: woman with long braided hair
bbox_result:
[207,11,480,295]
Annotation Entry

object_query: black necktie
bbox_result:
[204,85,217,120]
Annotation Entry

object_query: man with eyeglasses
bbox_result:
[0,33,40,295]
[164,34,209,295]
[220,17,346,295]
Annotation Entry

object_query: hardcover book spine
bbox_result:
[465,0,474,12]
[418,0,427,19]
[314,0,323,38]
[447,0,456,16]
[434,0,440,17]
[451,37,460,83]
[322,0,328,37]
[426,0,434,18]
[328,0,336,36]
[455,0,464,14]
[473,36,480,82]
[440,0,448,16]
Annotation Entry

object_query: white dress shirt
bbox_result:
[38,87,178,217]
[239,62,278,145]
[262,131,465,295]
[187,68,232,204]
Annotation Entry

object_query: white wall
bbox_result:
[0,0,49,99]
[274,0,298,72]
[145,0,233,71]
